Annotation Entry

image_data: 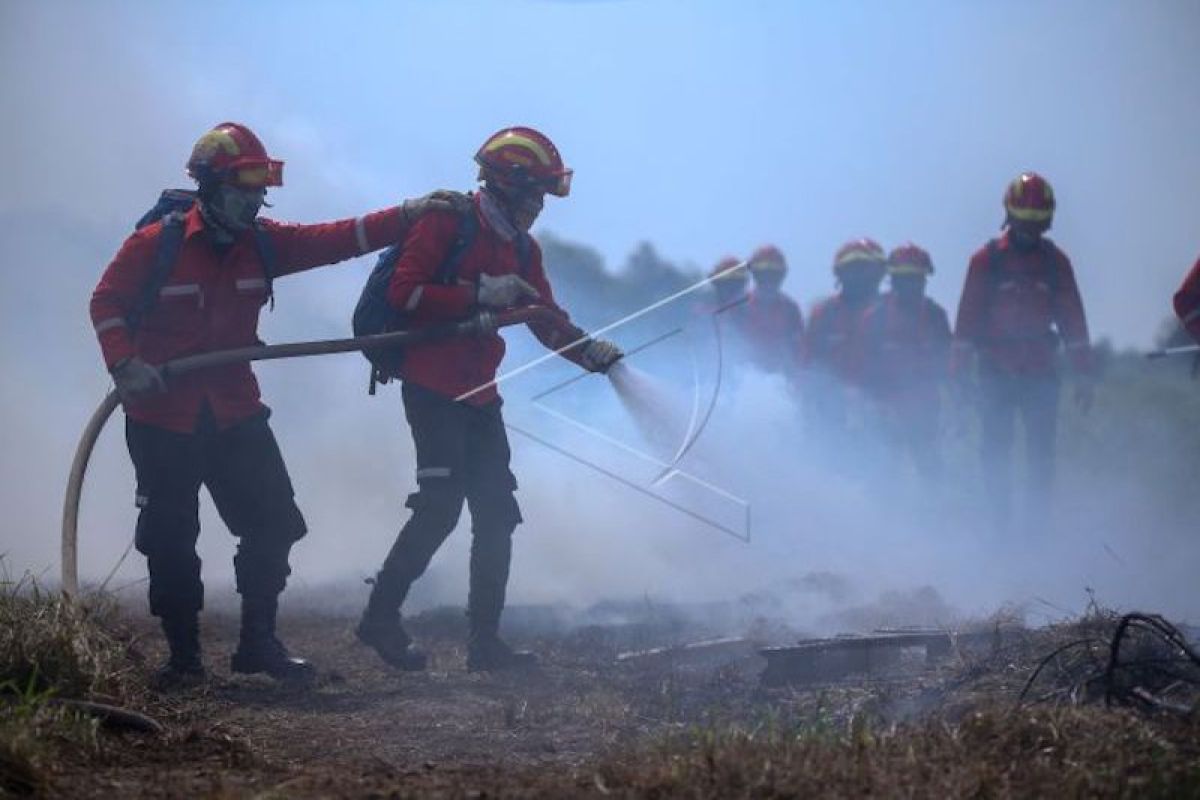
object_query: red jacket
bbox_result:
[387,195,586,405]
[91,204,408,432]
[803,293,876,385]
[741,291,804,375]
[860,292,951,402]
[1174,256,1200,343]
[953,233,1091,376]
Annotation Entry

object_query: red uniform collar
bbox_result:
[183,204,208,240]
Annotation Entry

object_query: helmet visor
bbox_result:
[545,169,572,198]
[233,159,284,188]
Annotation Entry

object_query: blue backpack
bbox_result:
[352,210,532,393]
[126,189,278,334]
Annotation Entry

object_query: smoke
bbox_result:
[3,3,1199,641]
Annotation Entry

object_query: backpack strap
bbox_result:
[434,211,479,285]
[514,231,533,279]
[251,221,278,309]
[125,211,187,334]
[366,209,480,395]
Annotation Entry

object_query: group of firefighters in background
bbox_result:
[707,172,1093,529]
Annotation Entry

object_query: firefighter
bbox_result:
[90,122,461,687]
[952,172,1093,528]
[695,256,750,355]
[356,127,622,672]
[860,243,952,480]
[1173,255,1200,342]
[802,238,888,439]
[742,245,804,377]
[708,255,749,311]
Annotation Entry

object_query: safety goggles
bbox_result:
[231,159,284,188]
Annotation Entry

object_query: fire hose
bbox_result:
[1145,344,1200,360]
[60,306,552,597]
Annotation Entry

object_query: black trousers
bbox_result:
[978,368,1061,527]
[372,383,522,635]
[125,408,306,618]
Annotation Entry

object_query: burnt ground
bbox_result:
[33,604,767,797]
[13,602,1200,798]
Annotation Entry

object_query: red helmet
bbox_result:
[747,244,787,274]
[710,255,747,284]
[475,126,572,197]
[186,122,283,188]
[833,238,886,274]
[1003,172,1055,224]
[887,242,934,275]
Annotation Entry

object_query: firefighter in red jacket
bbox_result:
[1174,256,1200,343]
[707,255,749,312]
[356,127,622,672]
[694,255,749,347]
[90,122,457,686]
[742,245,804,377]
[803,238,887,438]
[860,244,952,479]
[953,172,1093,527]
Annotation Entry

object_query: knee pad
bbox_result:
[405,482,466,536]
[222,492,308,547]
[134,496,200,557]
[233,538,293,597]
[470,491,522,536]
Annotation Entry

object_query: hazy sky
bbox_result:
[5,1,1198,346]
[2,1,1198,618]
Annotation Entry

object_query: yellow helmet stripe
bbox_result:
[835,253,884,267]
[483,133,553,166]
[888,263,931,275]
[1006,205,1054,222]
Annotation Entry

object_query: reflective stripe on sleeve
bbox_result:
[160,283,201,297]
[416,467,452,480]
[94,317,126,334]
[236,277,267,291]
[404,286,424,312]
[355,216,370,253]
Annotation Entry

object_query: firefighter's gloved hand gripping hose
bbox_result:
[60,306,552,597]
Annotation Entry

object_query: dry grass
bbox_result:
[0,582,1197,798]
[0,570,143,701]
[0,568,146,796]
[582,706,1200,799]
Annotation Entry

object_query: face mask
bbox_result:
[840,269,883,301]
[207,183,266,232]
[755,272,784,294]
[891,275,927,300]
[1007,219,1048,250]
[506,191,544,232]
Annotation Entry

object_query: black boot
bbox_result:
[155,614,206,689]
[466,528,536,672]
[355,612,428,671]
[230,594,316,684]
[356,574,427,670]
[466,632,537,672]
